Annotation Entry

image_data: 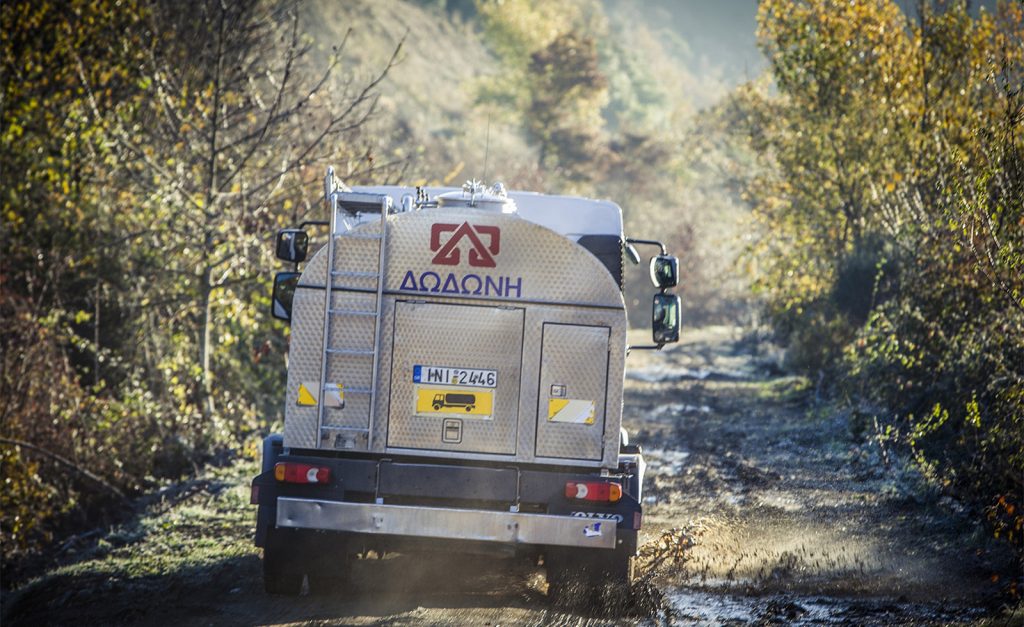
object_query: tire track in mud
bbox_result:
[624,326,1015,625]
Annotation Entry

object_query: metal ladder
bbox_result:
[316,168,391,450]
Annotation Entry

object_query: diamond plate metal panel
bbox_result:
[298,220,384,292]
[370,296,397,451]
[298,210,624,309]
[283,286,325,450]
[320,307,378,442]
[382,210,623,308]
[386,301,524,455]
[286,206,628,467]
[535,324,610,460]
[517,307,626,468]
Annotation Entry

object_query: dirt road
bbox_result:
[3,327,1016,625]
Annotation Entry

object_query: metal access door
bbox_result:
[387,301,524,455]
[535,324,610,460]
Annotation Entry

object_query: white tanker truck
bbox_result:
[251,168,680,595]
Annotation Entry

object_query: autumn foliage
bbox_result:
[1,0,400,576]
[737,0,1023,565]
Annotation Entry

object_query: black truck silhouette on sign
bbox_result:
[433,392,476,411]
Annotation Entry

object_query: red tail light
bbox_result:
[274,462,330,484]
[565,481,622,502]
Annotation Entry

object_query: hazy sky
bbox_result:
[646,0,1005,89]
[642,0,765,84]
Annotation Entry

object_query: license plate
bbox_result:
[413,365,497,388]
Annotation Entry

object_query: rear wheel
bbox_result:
[264,528,353,596]
[546,530,637,600]
[306,534,353,596]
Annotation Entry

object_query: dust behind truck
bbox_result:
[250,168,681,595]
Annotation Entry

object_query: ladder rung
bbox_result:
[320,425,370,432]
[331,270,379,278]
[331,386,371,395]
[328,308,378,317]
[326,348,375,356]
[335,232,382,240]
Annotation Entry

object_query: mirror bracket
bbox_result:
[624,237,667,255]
[627,343,665,352]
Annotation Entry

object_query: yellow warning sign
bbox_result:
[297,382,344,407]
[548,398,595,424]
[415,386,493,418]
[297,383,317,406]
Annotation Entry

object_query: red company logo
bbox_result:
[430,222,501,267]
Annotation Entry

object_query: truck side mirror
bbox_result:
[649,255,679,289]
[272,272,301,321]
[276,229,309,263]
[652,293,681,345]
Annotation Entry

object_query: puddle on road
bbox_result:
[666,588,988,626]
[648,403,712,419]
[644,447,692,477]
[627,366,752,383]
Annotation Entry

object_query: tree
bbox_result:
[78,0,400,419]
[748,0,916,355]
[739,0,1023,560]
[0,0,405,570]
[527,32,610,179]
[1,0,146,564]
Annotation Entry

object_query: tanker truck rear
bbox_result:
[251,169,681,595]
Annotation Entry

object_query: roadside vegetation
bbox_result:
[1,0,405,579]
[728,0,1024,589]
[2,0,1021,605]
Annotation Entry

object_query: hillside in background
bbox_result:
[299,0,760,324]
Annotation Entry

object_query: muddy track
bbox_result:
[3,327,1016,626]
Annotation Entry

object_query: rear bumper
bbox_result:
[252,444,643,550]
[276,497,617,549]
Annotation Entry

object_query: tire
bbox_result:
[306,535,352,596]
[546,530,637,598]
[263,528,303,595]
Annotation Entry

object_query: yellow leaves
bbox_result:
[965,393,982,429]
[5,121,25,140]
